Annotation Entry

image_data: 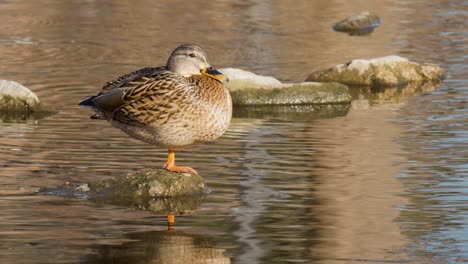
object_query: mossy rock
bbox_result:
[220,68,352,106]
[89,169,206,198]
[39,169,207,215]
[0,80,55,121]
[230,82,352,105]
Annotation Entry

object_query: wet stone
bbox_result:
[0,80,55,121]
[39,169,207,215]
[305,56,445,88]
[230,82,352,105]
[220,68,352,106]
[332,11,381,35]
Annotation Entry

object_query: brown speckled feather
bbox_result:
[111,69,193,126]
[99,67,165,95]
[90,68,231,148]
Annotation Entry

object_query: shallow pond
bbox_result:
[0,0,467,263]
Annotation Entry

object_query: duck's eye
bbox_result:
[189,53,196,58]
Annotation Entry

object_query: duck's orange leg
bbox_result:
[163,149,198,174]
[167,214,175,230]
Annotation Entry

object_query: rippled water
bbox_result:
[0,0,467,263]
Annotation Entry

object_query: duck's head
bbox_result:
[167,44,228,83]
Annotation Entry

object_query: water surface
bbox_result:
[0,0,466,263]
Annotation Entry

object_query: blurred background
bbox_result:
[0,0,466,263]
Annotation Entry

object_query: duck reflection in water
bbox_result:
[83,230,231,264]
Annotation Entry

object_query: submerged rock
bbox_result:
[39,169,206,215]
[233,104,350,120]
[332,11,381,35]
[0,80,54,120]
[305,56,445,88]
[220,68,352,105]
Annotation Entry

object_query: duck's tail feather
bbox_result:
[79,96,104,119]
[78,96,96,107]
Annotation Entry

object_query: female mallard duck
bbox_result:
[79,44,232,174]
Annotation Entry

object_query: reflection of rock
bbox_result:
[305,56,445,88]
[233,104,350,120]
[348,82,439,110]
[83,230,230,264]
[369,81,438,104]
[220,68,352,105]
[39,169,206,215]
[332,11,381,35]
[0,80,54,121]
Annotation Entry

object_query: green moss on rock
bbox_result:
[39,169,207,215]
[0,80,55,121]
[88,169,206,198]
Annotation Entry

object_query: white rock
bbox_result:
[346,56,409,74]
[0,80,39,105]
[219,68,282,90]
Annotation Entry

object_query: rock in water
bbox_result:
[0,80,40,111]
[305,56,445,87]
[220,68,282,90]
[88,169,206,198]
[220,68,352,105]
[0,80,39,104]
[332,11,381,35]
[39,169,207,215]
[229,82,352,105]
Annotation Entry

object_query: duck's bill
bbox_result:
[201,67,229,83]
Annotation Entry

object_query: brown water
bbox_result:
[0,0,467,263]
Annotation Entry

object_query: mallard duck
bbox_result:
[79,44,232,174]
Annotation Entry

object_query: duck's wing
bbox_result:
[98,66,166,95]
[111,71,195,127]
[87,67,178,114]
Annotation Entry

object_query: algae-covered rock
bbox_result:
[230,82,352,105]
[220,68,352,105]
[305,56,445,88]
[0,80,39,105]
[332,11,381,35]
[39,169,206,215]
[89,169,206,198]
[0,80,54,120]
